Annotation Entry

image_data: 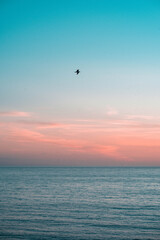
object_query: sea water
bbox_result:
[0,167,160,240]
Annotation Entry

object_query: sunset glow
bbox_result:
[0,110,160,165]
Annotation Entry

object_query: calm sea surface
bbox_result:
[0,167,160,240]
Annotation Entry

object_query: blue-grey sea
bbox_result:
[0,167,160,240]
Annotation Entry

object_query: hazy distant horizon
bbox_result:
[0,163,160,168]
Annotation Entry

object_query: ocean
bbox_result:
[0,167,159,240]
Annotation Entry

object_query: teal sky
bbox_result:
[1,0,160,166]
[1,0,160,115]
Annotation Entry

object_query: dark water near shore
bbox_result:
[0,167,160,240]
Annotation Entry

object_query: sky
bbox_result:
[0,0,160,166]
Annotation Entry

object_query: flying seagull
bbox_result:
[75,69,80,75]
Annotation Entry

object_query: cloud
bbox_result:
[18,120,64,129]
[0,111,31,117]
[126,115,154,120]
[1,113,160,165]
[106,107,118,116]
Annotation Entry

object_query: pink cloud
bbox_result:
[106,107,118,116]
[0,113,160,165]
[18,120,64,129]
[0,111,31,117]
[126,115,154,120]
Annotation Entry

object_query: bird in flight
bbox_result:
[75,69,80,75]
